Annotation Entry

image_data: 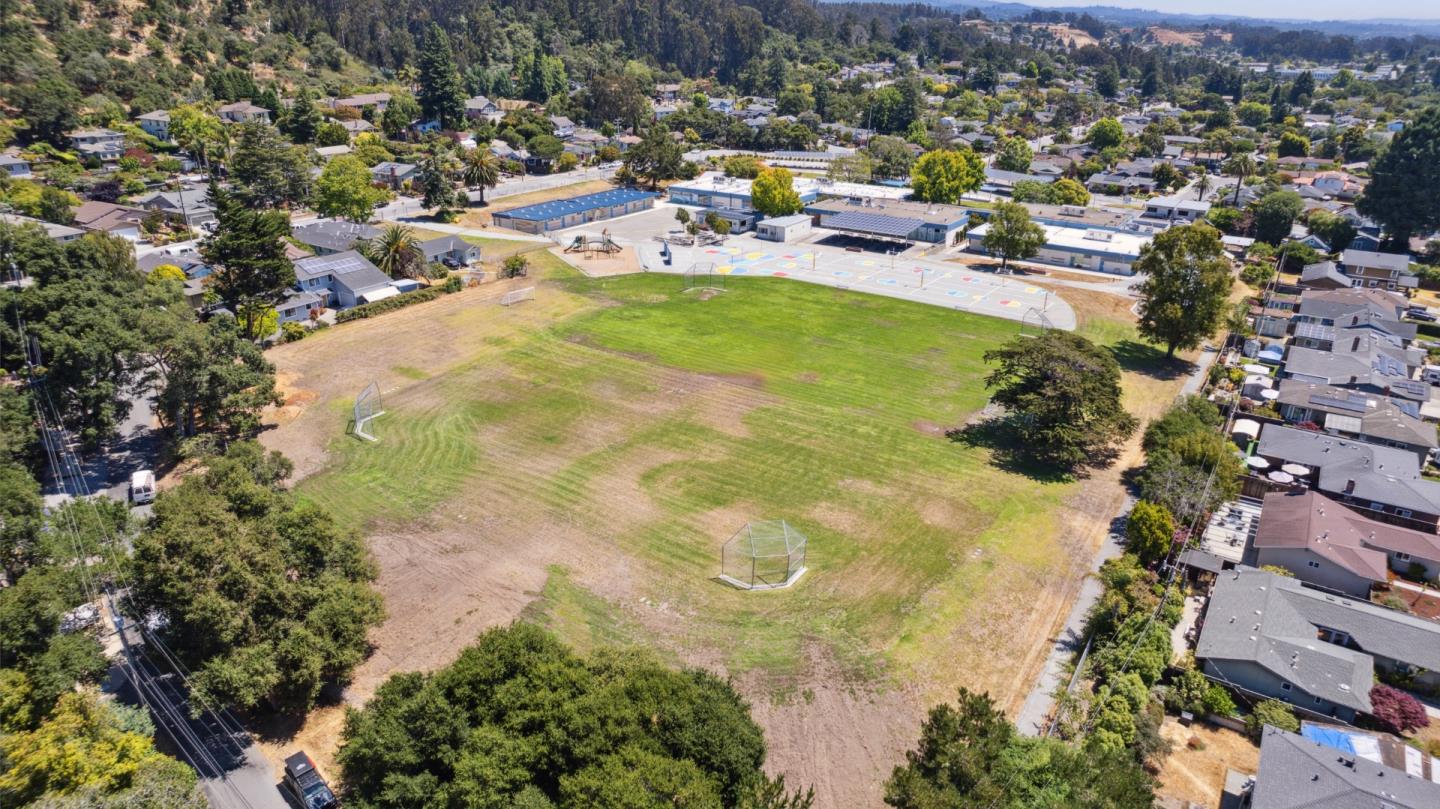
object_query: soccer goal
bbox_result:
[719,520,808,590]
[500,286,536,306]
[682,262,724,293]
[353,381,384,442]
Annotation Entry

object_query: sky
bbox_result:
[1015,0,1439,21]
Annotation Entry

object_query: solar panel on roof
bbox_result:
[824,211,925,238]
[496,188,656,222]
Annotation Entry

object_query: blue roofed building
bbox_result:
[491,188,659,234]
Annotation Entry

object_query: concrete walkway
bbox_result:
[1014,348,1218,736]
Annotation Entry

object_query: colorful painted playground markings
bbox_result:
[716,265,734,274]
[832,270,851,277]
[782,262,797,269]
[774,271,788,277]
[877,278,897,286]
[861,260,876,267]
[745,251,767,260]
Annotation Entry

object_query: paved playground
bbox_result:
[639,237,1077,330]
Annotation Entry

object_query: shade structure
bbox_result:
[1281,463,1310,476]
[823,211,925,239]
[1245,455,1271,470]
[1232,419,1261,439]
[1267,471,1295,484]
[1242,364,1270,375]
[1260,389,1280,401]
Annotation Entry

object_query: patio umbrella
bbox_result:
[1281,463,1310,476]
[1267,471,1295,484]
[1246,456,1271,470]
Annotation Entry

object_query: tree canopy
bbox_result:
[982,202,1045,271]
[200,183,296,339]
[315,155,391,223]
[1358,105,1440,247]
[339,622,810,809]
[885,688,1154,809]
[1132,223,1235,358]
[909,148,984,205]
[750,167,803,217]
[982,331,1137,472]
[128,441,384,713]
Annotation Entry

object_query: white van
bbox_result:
[129,470,156,505]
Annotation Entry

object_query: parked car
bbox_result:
[129,470,155,505]
[1408,308,1437,322]
[282,752,338,809]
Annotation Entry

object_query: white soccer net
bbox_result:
[353,381,384,441]
[500,286,536,306]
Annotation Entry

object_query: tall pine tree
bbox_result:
[200,182,295,339]
[417,23,466,130]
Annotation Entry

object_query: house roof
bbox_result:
[73,201,147,230]
[1300,261,1349,288]
[1283,341,1423,397]
[417,235,472,258]
[1342,248,1412,274]
[291,221,380,253]
[1253,490,1391,582]
[1296,288,1413,339]
[217,101,268,114]
[1248,726,1440,809]
[1199,567,1440,713]
[1256,424,1440,516]
[370,162,416,176]
[135,110,170,122]
[292,250,391,292]
[1276,379,1435,449]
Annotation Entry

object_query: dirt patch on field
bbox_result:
[911,419,946,437]
[1155,719,1259,807]
[746,646,925,809]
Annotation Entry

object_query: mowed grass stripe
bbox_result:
[300,269,1107,684]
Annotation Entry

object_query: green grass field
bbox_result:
[295,259,1151,692]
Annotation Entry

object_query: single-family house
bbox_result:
[548,116,576,138]
[417,235,480,267]
[1248,490,1440,594]
[1273,380,1435,462]
[465,96,499,121]
[315,144,353,161]
[292,220,380,255]
[1298,260,1350,290]
[340,119,375,137]
[131,187,216,227]
[1340,248,1416,292]
[72,201,149,241]
[67,128,126,162]
[370,162,419,190]
[291,250,397,309]
[334,93,391,113]
[1143,193,1211,223]
[0,152,33,179]
[1196,567,1440,722]
[276,290,325,323]
[1,213,85,243]
[1243,726,1440,809]
[1288,288,1414,346]
[216,101,272,125]
[1255,424,1440,532]
[135,110,171,140]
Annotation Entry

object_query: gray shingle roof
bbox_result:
[1199,568,1440,715]
[1256,425,1440,516]
[291,221,380,253]
[292,250,391,292]
[1249,726,1440,809]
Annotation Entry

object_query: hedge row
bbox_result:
[335,284,453,323]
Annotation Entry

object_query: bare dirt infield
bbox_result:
[258,261,1182,806]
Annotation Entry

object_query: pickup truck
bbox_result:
[283,752,338,809]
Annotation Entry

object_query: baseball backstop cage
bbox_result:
[719,520,808,590]
[353,381,384,441]
[682,262,725,293]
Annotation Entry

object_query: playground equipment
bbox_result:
[564,231,622,258]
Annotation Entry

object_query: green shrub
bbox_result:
[280,322,307,343]
[443,275,463,293]
[335,286,446,322]
[1246,699,1298,738]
